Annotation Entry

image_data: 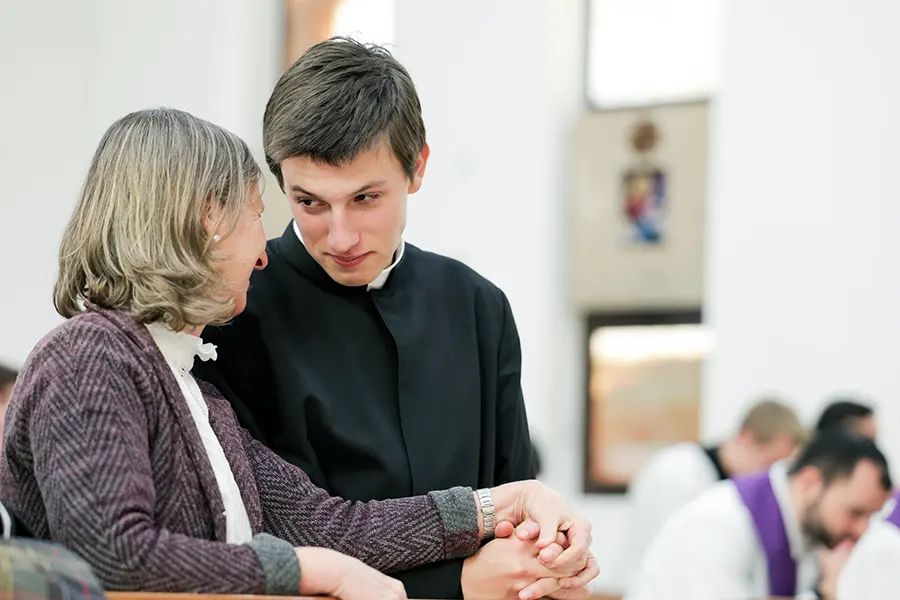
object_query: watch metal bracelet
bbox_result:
[476,488,496,541]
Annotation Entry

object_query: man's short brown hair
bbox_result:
[263,36,426,188]
[739,397,807,445]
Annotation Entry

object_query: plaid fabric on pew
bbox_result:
[0,538,106,600]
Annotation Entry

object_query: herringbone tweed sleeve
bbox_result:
[240,427,483,573]
[6,323,275,594]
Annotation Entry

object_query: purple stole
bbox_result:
[733,471,797,597]
[884,491,900,528]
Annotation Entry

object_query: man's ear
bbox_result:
[408,143,431,194]
[793,465,825,495]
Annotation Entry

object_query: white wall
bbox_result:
[0,0,284,366]
[704,0,900,469]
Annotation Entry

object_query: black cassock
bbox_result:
[195,225,535,599]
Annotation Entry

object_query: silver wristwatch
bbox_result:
[476,488,496,541]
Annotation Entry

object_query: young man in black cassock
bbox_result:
[194,37,596,600]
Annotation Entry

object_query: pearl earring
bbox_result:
[213,234,221,242]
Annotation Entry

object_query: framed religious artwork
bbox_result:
[569,102,708,312]
[621,167,667,246]
[583,309,711,493]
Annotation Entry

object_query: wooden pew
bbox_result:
[108,593,790,600]
[109,594,316,600]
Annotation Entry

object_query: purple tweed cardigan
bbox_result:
[0,306,481,594]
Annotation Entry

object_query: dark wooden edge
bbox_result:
[107,594,322,600]
[108,595,786,600]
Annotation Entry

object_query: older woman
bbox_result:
[0,109,595,600]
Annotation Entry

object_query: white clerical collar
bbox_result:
[769,460,810,560]
[292,219,404,291]
[146,322,218,373]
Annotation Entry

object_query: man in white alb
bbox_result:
[625,431,892,600]
[620,397,805,590]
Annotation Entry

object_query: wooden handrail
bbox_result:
[107,593,788,600]
[108,594,323,600]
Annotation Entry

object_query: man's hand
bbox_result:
[489,480,593,576]
[817,540,856,600]
[461,535,559,600]
[514,521,600,600]
[460,529,599,600]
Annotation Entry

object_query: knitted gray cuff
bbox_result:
[428,486,481,558]
[246,533,301,595]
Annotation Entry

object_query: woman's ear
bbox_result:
[203,195,221,239]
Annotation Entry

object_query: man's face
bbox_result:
[799,460,890,548]
[851,415,878,440]
[744,434,799,473]
[281,142,429,287]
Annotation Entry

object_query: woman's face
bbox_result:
[210,186,269,317]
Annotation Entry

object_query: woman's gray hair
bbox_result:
[54,108,261,330]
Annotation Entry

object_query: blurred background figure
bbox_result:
[626,431,893,600]
[815,398,877,440]
[620,397,805,590]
